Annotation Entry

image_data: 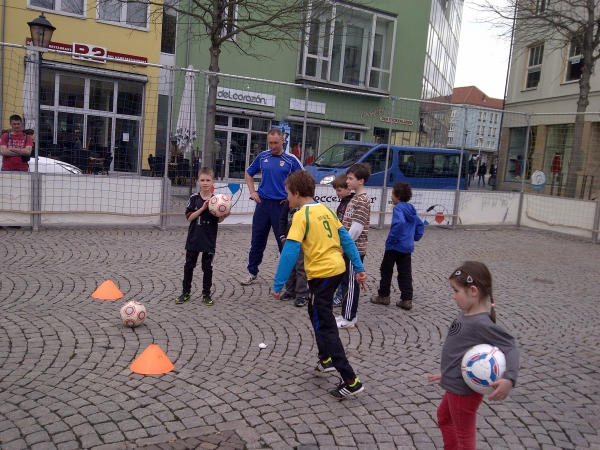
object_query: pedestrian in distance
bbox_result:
[176,167,229,306]
[331,173,354,307]
[270,171,367,400]
[371,182,424,310]
[477,162,487,187]
[337,163,371,329]
[241,128,303,285]
[278,199,309,307]
[428,261,520,450]
[0,114,33,172]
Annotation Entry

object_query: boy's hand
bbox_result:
[270,290,281,300]
[428,373,442,384]
[355,271,367,291]
[199,199,209,212]
[488,378,513,401]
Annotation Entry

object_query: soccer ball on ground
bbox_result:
[120,301,147,328]
[208,193,232,218]
[461,344,506,395]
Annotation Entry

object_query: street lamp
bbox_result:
[27,14,55,49]
[27,13,55,231]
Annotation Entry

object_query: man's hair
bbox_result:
[9,114,22,123]
[198,167,214,178]
[392,182,412,202]
[267,128,284,138]
[332,173,348,189]
[286,170,315,198]
[347,163,371,183]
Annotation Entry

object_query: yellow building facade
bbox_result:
[0,0,162,173]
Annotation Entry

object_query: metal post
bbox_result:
[452,106,468,229]
[377,97,395,228]
[516,114,531,228]
[32,50,41,231]
[161,67,174,230]
[301,86,309,164]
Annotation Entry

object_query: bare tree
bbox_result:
[144,0,365,168]
[478,0,600,197]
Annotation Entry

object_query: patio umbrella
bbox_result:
[176,65,197,161]
[22,49,39,131]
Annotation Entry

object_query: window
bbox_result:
[526,44,544,89]
[29,0,84,16]
[219,2,236,37]
[478,111,483,121]
[449,122,455,132]
[98,0,149,28]
[298,4,397,92]
[483,112,488,121]
[566,37,583,82]
[535,0,549,14]
[161,2,177,54]
[448,136,454,145]
[493,113,498,123]
[488,127,492,137]
[344,131,361,141]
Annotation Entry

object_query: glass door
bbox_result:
[115,119,140,172]
[228,132,248,180]
[214,130,228,180]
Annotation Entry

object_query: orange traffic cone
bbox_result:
[91,280,123,300]
[130,344,174,375]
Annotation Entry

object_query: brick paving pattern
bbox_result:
[0,224,599,449]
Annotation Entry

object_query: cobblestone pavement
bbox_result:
[1,224,599,450]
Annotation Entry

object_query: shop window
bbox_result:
[566,37,583,82]
[40,70,56,106]
[117,81,143,116]
[161,2,177,54]
[59,75,85,109]
[505,126,537,182]
[29,0,84,16]
[98,0,148,28]
[289,123,320,162]
[526,44,544,89]
[543,124,572,186]
[90,80,115,112]
[344,131,361,141]
[298,4,396,92]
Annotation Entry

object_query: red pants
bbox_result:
[437,391,484,450]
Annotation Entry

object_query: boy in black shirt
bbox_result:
[177,167,228,306]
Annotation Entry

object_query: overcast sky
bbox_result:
[454,1,512,99]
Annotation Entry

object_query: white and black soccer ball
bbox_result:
[208,193,232,218]
[120,301,147,328]
[461,344,506,395]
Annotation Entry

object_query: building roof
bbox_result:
[451,86,504,109]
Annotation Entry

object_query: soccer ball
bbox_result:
[208,193,232,218]
[120,301,147,328]
[461,344,506,395]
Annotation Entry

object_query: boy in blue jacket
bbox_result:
[370,182,424,310]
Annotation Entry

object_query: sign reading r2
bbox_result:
[73,43,107,64]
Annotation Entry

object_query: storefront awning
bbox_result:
[41,60,148,83]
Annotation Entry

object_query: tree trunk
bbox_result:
[564,63,591,197]
[203,45,221,171]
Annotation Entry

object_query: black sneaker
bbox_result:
[280,292,295,301]
[202,294,214,306]
[329,378,364,400]
[176,293,190,304]
[294,296,307,307]
[314,358,336,374]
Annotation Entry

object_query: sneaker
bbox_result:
[337,317,357,329]
[202,294,214,306]
[332,296,342,307]
[370,295,390,305]
[294,296,307,307]
[397,300,413,310]
[176,293,190,304]
[329,378,364,400]
[240,273,257,285]
[280,292,295,301]
[314,357,336,374]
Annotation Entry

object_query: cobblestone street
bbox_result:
[1,224,599,449]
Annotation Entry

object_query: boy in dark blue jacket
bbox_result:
[370,182,424,310]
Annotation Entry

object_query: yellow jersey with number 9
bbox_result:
[287,202,346,280]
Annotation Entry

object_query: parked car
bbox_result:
[305,142,467,189]
[0,155,82,174]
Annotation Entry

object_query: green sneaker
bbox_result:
[202,294,214,306]
[176,293,190,304]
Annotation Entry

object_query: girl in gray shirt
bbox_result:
[428,261,520,450]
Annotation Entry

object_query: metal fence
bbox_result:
[1,42,599,242]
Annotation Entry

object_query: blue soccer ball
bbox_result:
[461,344,506,395]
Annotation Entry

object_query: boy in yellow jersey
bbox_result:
[270,171,367,400]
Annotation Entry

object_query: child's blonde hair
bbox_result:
[449,261,496,323]
[198,167,214,178]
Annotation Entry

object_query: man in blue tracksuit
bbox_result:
[241,128,303,285]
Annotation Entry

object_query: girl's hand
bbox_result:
[428,374,442,384]
[488,378,513,401]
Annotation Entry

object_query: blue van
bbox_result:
[305,142,467,189]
